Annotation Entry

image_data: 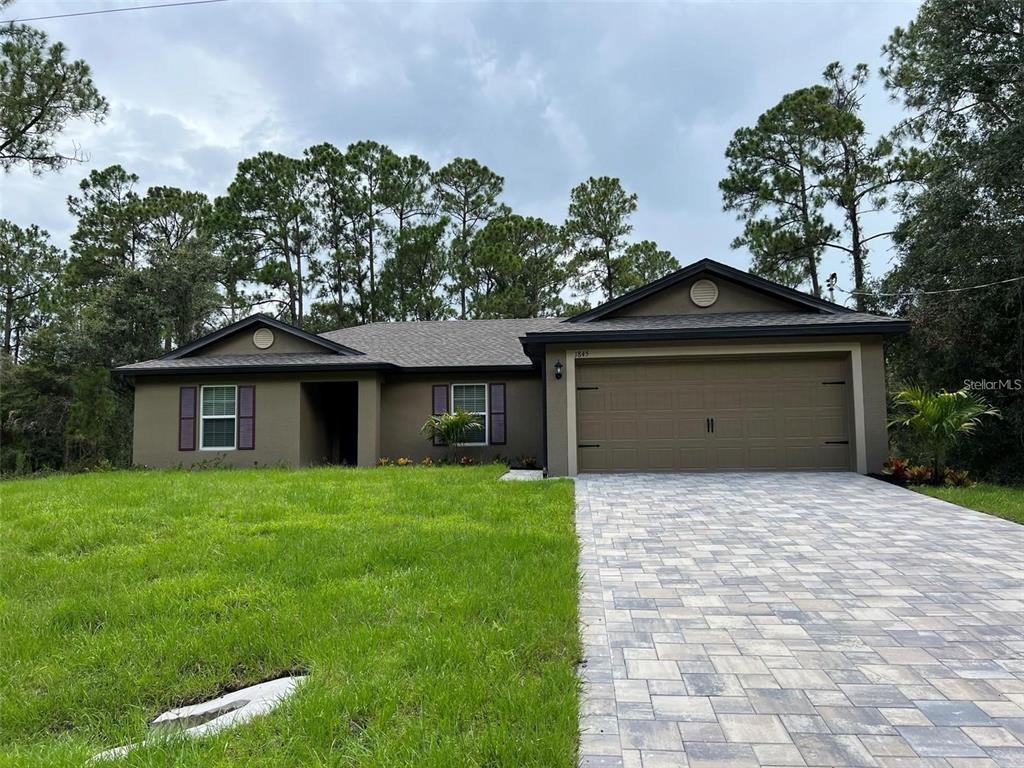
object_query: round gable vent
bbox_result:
[689,278,719,308]
[252,327,275,349]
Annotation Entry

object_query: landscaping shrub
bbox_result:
[906,464,934,484]
[943,467,972,487]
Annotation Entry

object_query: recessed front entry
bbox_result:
[575,356,852,472]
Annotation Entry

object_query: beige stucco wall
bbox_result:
[860,337,888,473]
[544,348,570,476]
[608,276,798,317]
[131,371,380,468]
[378,372,543,463]
[192,324,332,356]
[132,375,302,468]
[542,335,892,477]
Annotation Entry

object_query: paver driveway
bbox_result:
[576,473,1024,768]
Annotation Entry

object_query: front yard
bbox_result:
[914,482,1024,525]
[0,466,580,767]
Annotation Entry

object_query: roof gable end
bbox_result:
[163,314,364,359]
[567,259,851,323]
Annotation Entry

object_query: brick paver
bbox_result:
[575,473,1024,768]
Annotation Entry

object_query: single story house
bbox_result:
[116,259,908,475]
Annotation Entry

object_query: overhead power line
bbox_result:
[839,275,1024,298]
[7,0,228,24]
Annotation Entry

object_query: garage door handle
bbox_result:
[576,386,599,391]
[822,380,846,385]
[824,440,849,445]
[706,417,715,433]
[578,443,600,448]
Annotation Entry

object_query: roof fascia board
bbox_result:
[521,320,910,346]
[114,362,538,378]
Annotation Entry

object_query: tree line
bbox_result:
[6,149,679,359]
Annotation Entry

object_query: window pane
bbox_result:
[452,384,486,414]
[202,386,236,416]
[202,417,235,448]
[465,415,486,444]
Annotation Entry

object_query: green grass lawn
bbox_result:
[0,466,580,767]
[914,482,1024,525]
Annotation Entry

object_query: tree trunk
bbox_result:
[797,153,821,296]
[294,219,304,328]
[604,243,613,301]
[2,287,13,358]
[459,210,469,319]
[368,209,376,323]
[283,244,297,325]
[806,251,821,297]
[848,203,866,311]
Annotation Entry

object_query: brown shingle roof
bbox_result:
[321,317,564,368]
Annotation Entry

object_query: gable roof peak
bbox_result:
[566,258,851,323]
[161,313,363,360]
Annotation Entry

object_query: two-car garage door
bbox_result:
[576,356,852,472]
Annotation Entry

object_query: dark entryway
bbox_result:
[301,382,358,465]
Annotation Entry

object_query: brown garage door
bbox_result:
[576,356,851,472]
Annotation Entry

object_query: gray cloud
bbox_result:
[1,0,919,302]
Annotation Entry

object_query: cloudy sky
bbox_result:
[3,0,919,305]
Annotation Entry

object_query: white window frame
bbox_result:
[451,383,487,446]
[200,385,237,451]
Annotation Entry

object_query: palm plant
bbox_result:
[420,409,479,459]
[889,386,1000,483]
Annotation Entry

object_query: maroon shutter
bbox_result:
[431,384,449,446]
[237,385,255,450]
[179,386,197,451]
[489,383,506,445]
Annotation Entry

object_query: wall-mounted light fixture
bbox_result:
[554,360,563,380]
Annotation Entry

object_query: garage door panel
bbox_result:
[817,444,852,469]
[782,446,820,469]
[710,414,748,439]
[609,447,639,469]
[779,382,818,406]
[746,415,777,439]
[678,417,707,439]
[715,446,749,469]
[783,415,816,439]
[646,418,676,440]
[742,388,776,409]
[606,365,638,383]
[713,386,745,409]
[676,388,707,410]
[647,447,676,469]
[577,420,606,443]
[642,388,675,410]
[814,414,848,438]
[679,447,711,470]
[578,446,606,469]
[576,356,852,472]
[813,385,848,407]
[609,390,638,411]
[610,419,638,440]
